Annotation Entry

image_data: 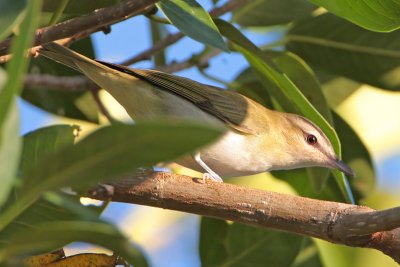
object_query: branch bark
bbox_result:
[87,172,400,264]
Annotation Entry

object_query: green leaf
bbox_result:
[286,13,400,91]
[200,217,303,267]
[157,0,228,51]
[292,238,324,267]
[0,194,96,242]
[272,169,345,202]
[216,19,354,203]
[230,68,274,109]
[20,124,78,174]
[199,217,229,266]
[0,0,41,132]
[0,121,222,231]
[0,221,148,266]
[317,70,362,107]
[0,0,27,41]
[233,0,317,27]
[0,100,20,208]
[42,0,119,14]
[310,0,400,32]
[333,112,375,199]
[0,0,41,208]
[268,52,333,123]
[24,38,99,123]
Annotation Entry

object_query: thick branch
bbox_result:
[88,172,400,264]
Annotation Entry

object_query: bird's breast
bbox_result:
[177,130,273,177]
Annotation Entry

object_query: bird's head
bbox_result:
[278,113,355,177]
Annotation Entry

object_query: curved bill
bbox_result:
[333,159,355,177]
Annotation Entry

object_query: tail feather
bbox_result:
[39,42,109,74]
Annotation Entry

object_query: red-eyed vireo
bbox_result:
[39,42,355,182]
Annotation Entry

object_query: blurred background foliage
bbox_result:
[0,0,400,266]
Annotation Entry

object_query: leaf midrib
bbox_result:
[287,34,400,58]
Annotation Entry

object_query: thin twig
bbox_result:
[24,74,97,91]
[24,48,223,92]
[156,49,222,73]
[89,88,115,123]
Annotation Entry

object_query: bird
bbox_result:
[39,42,355,182]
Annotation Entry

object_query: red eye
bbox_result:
[306,134,317,145]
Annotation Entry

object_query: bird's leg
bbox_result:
[193,153,223,183]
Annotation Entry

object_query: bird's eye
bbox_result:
[306,134,317,145]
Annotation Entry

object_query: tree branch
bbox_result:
[87,172,400,264]
[24,74,97,91]
[23,47,222,91]
[0,0,159,57]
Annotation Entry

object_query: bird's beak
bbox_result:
[331,158,355,177]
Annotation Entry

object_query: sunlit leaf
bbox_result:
[310,0,400,32]
[157,0,228,51]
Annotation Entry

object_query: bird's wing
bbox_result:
[97,61,257,134]
[39,42,258,134]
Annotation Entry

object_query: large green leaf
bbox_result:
[0,0,41,135]
[200,217,303,267]
[317,70,362,108]
[0,221,148,266]
[286,13,400,91]
[199,217,229,265]
[1,125,83,240]
[0,194,96,242]
[292,238,324,267]
[0,0,27,41]
[0,0,41,208]
[332,112,375,199]
[230,68,274,109]
[272,169,345,202]
[20,124,78,174]
[216,19,354,203]
[233,0,317,27]
[0,101,20,208]
[0,121,222,231]
[157,0,228,51]
[310,0,400,32]
[24,38,99,123]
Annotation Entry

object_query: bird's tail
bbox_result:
[39,42,118,79]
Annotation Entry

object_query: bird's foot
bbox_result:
[202,172,223,183]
